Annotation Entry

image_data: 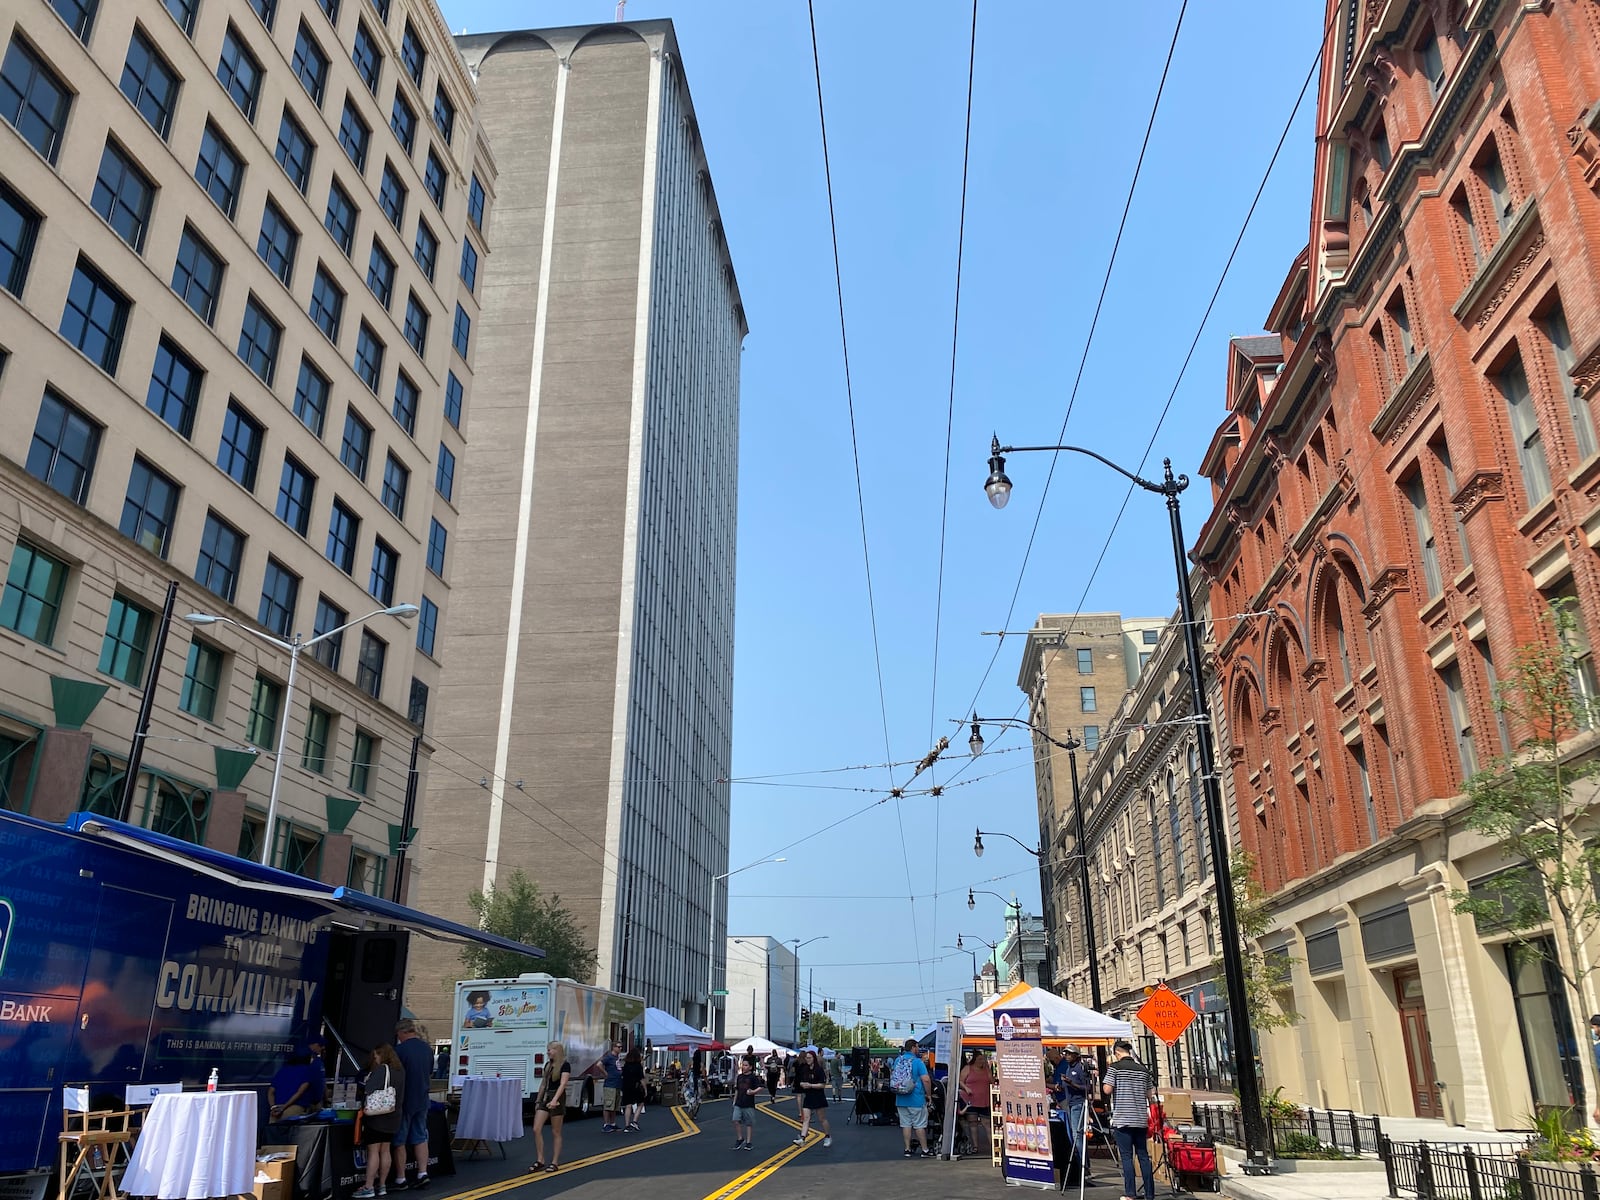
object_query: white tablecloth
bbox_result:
[455,1076,523,1142]
[122,1090,258,1199]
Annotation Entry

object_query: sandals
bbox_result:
[545,1164,559,1173]
[528,1163,544,1173]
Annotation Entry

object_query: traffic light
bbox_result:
[856,1002,862,1015]
[801,1007,810,1022]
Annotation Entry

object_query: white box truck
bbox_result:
[450,974,645,1113]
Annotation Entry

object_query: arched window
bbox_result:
[1188,741,1210,872]
[1149,790,1166,907]
[1167,769,1185,888]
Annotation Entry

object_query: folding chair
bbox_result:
[59,1089,142,1200]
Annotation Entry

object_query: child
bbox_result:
[731,1054,765,1150]
[462,990,493,1028]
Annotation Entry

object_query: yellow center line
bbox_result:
[434,1106,700,1200]
[698,1139,810,1200]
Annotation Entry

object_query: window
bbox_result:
[258,558,299,637]
[1079,686,1097,712]
[1547,304,1597,463]
[432,87,454,143]
[276,455,314,535]
[402,293,428,354]
[350,728,375,793]
[1,541,67,644]
[460,239,479,293]
[379,455,409,519]
[1478,145,1515,235]
[1082,725,1099,752]
[171,226,224,325]
[1188,742,1209,872]
[1418,28,1445,98]
[318,0,339,20]
[91,142,154,252]
[248,0,276,30]
[146,337,201,437]
[217,26,262,119]
[414,219,437,280]
[372,0,391,19]
[352,22,382,92]
[417,595,438,656]
[61,260,128,373]
[1407,472,1442,596]
[294,357,329,436]
[338,99,370,170]
[291,23,328,105]
[468,173,486,230]
[0,182,38,299]
[276,110,314,192]
[120,29,180,139]
[1,39,72,163]
[426,517,447,575]
[1353,742,1379,842]
[1168,772,1185,887]
[280,824,320,877]
[1150,796,1166,908]
[378,163,406,228]
[303,705,332,773]
[1546,579,1599,731]
[1441,659,1478,777]
[435,445,456,502]
[165,0,199,35]
[392,371,418,435]
[237,296,281,384]
[1076,648,1093,674]
[257,199,299,283]
[356,630,385,698]
[390,92,416,153]
[121,456,179,557]
[1438,437,1471,566]
[366,240,395,306]
[444,370,463,428]
[246,673,281,748]
[216,400,262,490]
[195,123,244,218]
[369,538,397,603]
[1142,628,1160,644]
[51,0,98,41]
[1389,291,1417,372]
[400,20,426,84]
[354,322,384,392]
[312,595,345,668]
[423,151,446,206]
[309,266,344,341]
[1499,355,1551,505]
[179,639,222,720]
[340,411,371,479]
[326,498,359,572]
[28,388,100,504]
[408,677,429,726]
[324,180,356,255]
[1452,187,1482,267]
[195,511,244,603]
[451,304,470,358]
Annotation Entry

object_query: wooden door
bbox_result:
[1395,969,1443,1119]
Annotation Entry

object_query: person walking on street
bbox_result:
[1052,1046,1095,1184]
[828,1051,844,1102]
[621,1045,646,1130]
[527,1040,569,1172]
[601,1040,624,1132]
[1103,1038,1156,1200]
[730,1054,765,1150]
[391,1020,433,1191]
[957,1049,993,1159]
[353,1044,403,1198]
[764,1052,781,1105]
[891,1038,934,1158]
[792,1049,832,1146]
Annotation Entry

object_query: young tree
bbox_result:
[1214,849,1298,1032]
[459,868,598,983]
[1451,601,1600,1078]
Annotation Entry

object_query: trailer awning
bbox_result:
[66,814,544,959]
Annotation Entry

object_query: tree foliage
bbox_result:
[1214,849,1298,1032]
[459,868,598,983]
[1450,600,1600,1022]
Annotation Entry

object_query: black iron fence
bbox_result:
[1191,1101,1383,1158]
[1381,1137,1587,1200]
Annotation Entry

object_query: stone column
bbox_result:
[28,728,93,823]
[319,833,353,888]
[204,790,246,854]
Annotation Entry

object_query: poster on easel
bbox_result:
[993,1007,1053,1188]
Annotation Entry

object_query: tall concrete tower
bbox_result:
[410,20,743,1030]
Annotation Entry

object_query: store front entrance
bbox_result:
[1394,968,1442,1119]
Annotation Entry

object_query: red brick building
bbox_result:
[1192,0,1600,1127]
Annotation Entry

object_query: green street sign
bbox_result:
[711,989,729,996]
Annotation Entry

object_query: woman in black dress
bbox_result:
[792,1049,831,1146]
[528,1040,570,1173]
[621,1045,646,1130]
[353,1044,404,1198]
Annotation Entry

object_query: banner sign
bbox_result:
[993,1007,1053,1188]
[934,1020,953,1066]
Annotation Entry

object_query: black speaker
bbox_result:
[323,930,410,1066]
[852,1047,869,1076]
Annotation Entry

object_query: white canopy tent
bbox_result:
[962,981,1132,1046]
[729,1035,786,1056]
[645,1006,714,1047]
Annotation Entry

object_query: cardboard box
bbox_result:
[255,1146,298,1184]
[252,1181,287,1200]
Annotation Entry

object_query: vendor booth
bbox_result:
[645,1007,714,1047]
[960,981,1133,1046]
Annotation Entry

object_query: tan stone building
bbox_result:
[0,0,489,908]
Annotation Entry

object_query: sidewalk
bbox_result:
[1220,1170,1392,1200]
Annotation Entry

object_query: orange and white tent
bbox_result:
[961,980,1132,1047]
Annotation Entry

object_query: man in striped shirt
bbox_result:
[1101,1038,1155,1200]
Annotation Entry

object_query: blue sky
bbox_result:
[444,0,1325,1030]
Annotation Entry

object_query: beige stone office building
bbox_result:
[0,0,489,904]
[411,21,744,1032]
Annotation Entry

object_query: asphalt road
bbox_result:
[428,1094,1205,1200]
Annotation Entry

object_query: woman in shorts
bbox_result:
[792,1049,832,1146]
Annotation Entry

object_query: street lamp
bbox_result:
[971,716,1102,1013]
[970,827,1056,990]
[984,434,1270,1172]
[968,887,1022,933]
[185,603,418,865]
[945,943,980,996]
[705,856,786,1035]
[787,935,827,1045]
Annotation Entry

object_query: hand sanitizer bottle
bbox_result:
[207,1068,219,1093]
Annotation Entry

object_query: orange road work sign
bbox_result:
[1136,984,1197,1045]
